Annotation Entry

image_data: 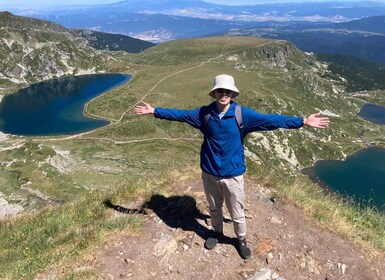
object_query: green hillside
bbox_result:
[0,12,110,91]
[317,53,385,92]
[1,36,385,279]
[72,29,156,53]
[0,12,153,95]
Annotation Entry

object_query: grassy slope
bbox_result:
[316,53,385,92]
[1,36,385,279]
[0,12,109,94]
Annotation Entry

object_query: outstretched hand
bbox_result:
[303,113,330,128]
[134,102,155,115]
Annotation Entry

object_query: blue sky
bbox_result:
[208,0,385,3]
[2,0,384,9]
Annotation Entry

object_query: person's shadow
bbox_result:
[103,194,234,246]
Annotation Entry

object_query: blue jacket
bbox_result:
[154,101,304,177]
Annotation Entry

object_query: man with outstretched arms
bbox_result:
[134,74,330,259]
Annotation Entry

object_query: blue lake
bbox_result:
[303,147,385,210]
[0,73,131,136]
[303,103,385,210]
[358,103,385,125]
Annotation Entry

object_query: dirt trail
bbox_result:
[34,40,277,144]
[92,177,385,280]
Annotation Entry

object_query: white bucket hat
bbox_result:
[209,74,240,98]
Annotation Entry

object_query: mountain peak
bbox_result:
[0,12,107,89]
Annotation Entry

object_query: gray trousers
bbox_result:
[202,171,246,239]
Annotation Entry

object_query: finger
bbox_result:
[318,119,330,123]
[319,123,330,128]
[135,110,147,115]
[133,107,145,113]
[315,118,330,124]
[310,112,321,118]
[134,105,145,110]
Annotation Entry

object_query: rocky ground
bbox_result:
[92,177,385,280]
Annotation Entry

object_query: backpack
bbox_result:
[202,105,244,142]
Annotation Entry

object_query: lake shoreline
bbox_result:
[0,73,131,136]
[302,102,385,210]
[302,146,385,211]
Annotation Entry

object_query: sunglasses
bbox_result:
[216,88,233,94]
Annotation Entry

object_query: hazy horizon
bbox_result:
[2,0,385,10]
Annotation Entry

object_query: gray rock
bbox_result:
[153,233,178,263]
[248,269,272,280]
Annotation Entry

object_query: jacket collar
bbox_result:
[209,101,237,116]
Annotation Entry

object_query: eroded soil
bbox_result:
[93,177,385,280]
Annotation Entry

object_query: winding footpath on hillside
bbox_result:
[32,40,278,145]
[0,41,272,219]
[0,39,365,149]
[74,40,385,279]
[2,40,385,279]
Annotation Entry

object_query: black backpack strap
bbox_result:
[235,105,244,143]
[203,112,211,132]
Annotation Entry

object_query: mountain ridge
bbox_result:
[0,11,107,92]
[226,15,385,64]
[11,1,385,22]
[0,12,154,94]
[0,14,385,278]
[72,29,156,53]
[7,2,385,65]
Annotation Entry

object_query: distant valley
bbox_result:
[226,16,385,65]
[10,0,385,27]
[1,1,385,215]
[5,0,385,66]
[1,6,385,277]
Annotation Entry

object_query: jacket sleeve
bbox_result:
[242,107,304,133]
[154,107,202,129]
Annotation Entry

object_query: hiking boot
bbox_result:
[237,238,252,259]
[204,230,223,250]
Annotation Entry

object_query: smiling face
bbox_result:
[214,88,234,112]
